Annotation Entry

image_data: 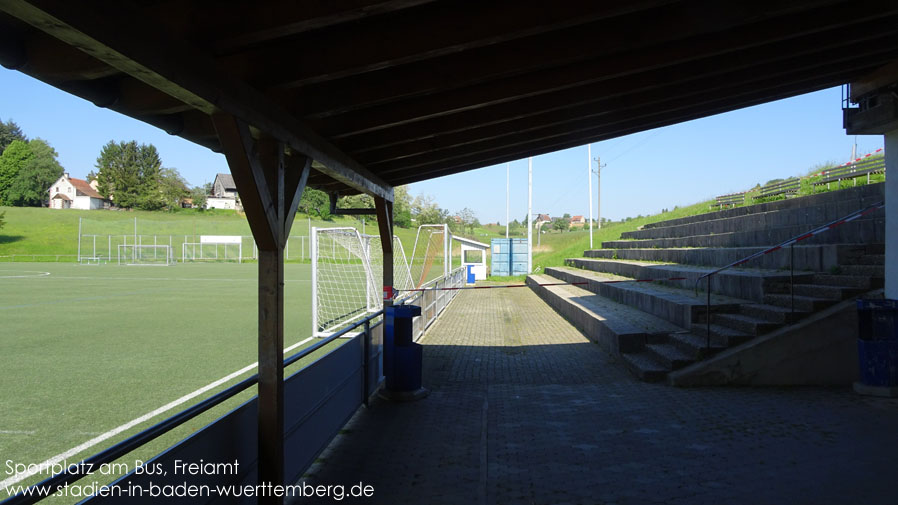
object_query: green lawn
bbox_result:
[0,262,345,503]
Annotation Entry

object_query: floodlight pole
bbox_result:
[594,156,602,230]
[588,145,593,248]
[527,157,533,274]
[506,162,510,239]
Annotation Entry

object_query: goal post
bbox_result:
[181,235,243,263]
[117,244,173,266]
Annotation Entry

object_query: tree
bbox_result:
[552,218,568,232]
[4,139,64,207]
[0,140,33,205]
[412,194,445,225]
[95,140,163,209]
[393,186,412,228]
[0,118,27,155]
[298,187,330,217]
[156,167,189,210]
[562,213,571,219]
[190,186,207,209]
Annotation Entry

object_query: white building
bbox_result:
[206,173,240,210]
[48,173,105,210]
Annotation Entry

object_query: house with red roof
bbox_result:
[47,173,106,210]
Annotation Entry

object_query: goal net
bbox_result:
[311,227,414,336]
[409,224,450,288]
[181,236,243,263]
[117,245,173,266]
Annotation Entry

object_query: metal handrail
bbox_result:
[693,200,884,350]
[2,310,384,505]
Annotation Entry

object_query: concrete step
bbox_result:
[621,199,885,241]
[667,331,727,358]
[712,313,781,335]
[644,342,695,370]
[603,217,884,250]
[839,264,884,278]
[855,254,885,265]
[763,293,835,312]
[583,245,846,272]
[738,303,805,324]
[640,183,883,231]
[525,274,682,355]
[788,283,863,300]
[565,257,798,303]
[812,274,876,289]
[618,352,668,382]
[543,266,744,328]
[689,323,753,347]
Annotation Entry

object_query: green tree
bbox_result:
[552,218,567,232]
[95,140,163,209]
[299,187,330,217]
[4,139,64,207]
[190,186,207,209]
[0,118,27,155]
[0,140,34,205]
[393,186,413,228]
[156,167,188,210]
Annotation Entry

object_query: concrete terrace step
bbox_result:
[689,323,753,347]
[525,274,682,355]
[640,183,883,231]
[738,303,804,324]
[839,264,885,278]
[788,283,864,300]
[618,352,668,382]
[667,331,727,358]
[712,312,781,335]
[644,342,694,370]
[763,293,835,312]
[583,245,846,272]
[565,257,799,303]
[621,199,884,240]
[602,218,884,250]
[812,274,877,289]
[543,266,745,328]
[855,254,885,265]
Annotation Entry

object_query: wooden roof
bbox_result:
[2,1,897,199]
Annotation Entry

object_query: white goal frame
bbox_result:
[117,244,173,266]
[181,235,243,263]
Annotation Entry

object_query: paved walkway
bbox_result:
[303,286,898,505]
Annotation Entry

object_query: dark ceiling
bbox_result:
[1,0,897,197]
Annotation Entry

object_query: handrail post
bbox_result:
[706,275,712,351]
[790,243,795,319]
[363,319,371,407]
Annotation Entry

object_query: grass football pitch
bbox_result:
[0,261,344,502]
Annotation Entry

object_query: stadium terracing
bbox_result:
[1,1,898,504]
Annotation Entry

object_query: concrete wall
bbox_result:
[206,196,237,210]
[885,131,897,299]
[667,292,880,386]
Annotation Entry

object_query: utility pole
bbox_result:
[506,162,510,239]
[527,157,533,274]
[596,156,601,230]
[588,144,593,248]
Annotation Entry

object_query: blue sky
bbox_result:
[1,68,881,222]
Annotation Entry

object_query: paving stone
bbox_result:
[299,286,898,505]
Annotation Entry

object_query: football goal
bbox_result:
[181,236,243,263]
[311,227,414,336]
[117,244,173,266]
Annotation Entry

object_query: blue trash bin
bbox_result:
[857,299,898,387]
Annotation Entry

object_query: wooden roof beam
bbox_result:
[1,0,392,201]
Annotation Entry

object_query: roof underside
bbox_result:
[1,0,897,197]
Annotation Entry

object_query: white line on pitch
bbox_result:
[0,336,315,488]
[34,276,311,283]
[0,430,36,435]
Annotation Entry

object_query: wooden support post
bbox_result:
[375,197,394,307]
[212,113,310,505]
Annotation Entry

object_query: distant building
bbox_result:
[207,173,240,210]
[48,173,106,210]
[569,215,586,228]
[535,214,551,223]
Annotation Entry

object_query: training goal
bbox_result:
[311,227,414,336]
[181,235,243,263]
[117,244,173,266]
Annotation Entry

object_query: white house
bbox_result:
[48,173,105,210]
[207,173,240,210]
